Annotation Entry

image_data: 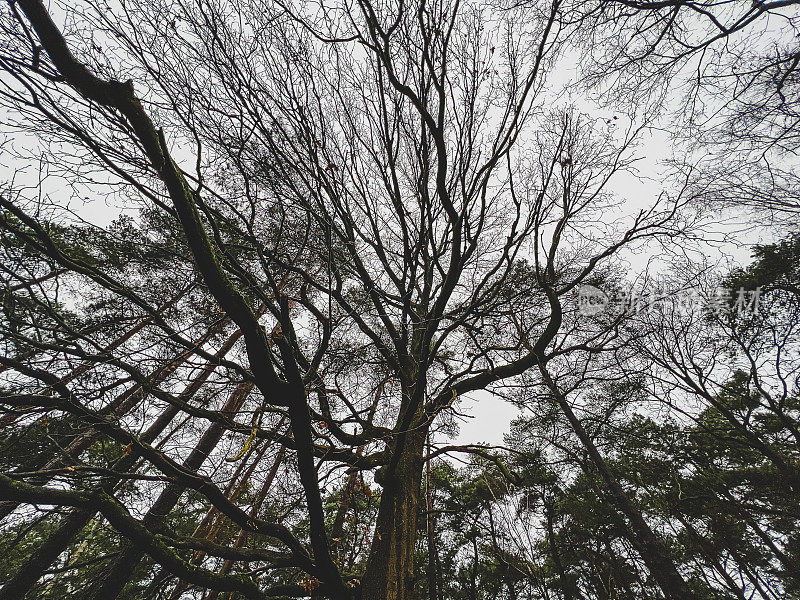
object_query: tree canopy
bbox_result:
[1,1,798,599]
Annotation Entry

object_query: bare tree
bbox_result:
[0,1,698,599]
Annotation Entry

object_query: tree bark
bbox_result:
[425,441,438,600]
[360,422,427,600]
[168,423,285,600]
[675,514,747,600]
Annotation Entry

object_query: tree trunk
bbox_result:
[330,448,364,566]
[164,437,266,600]
[0,287,189,428]
[360,423,427,600]
[85,381,254,600]
[425,443,438,600]
[0,507,91,599]
[0,326,243,600]
[675,514,747,600]
[544,501,574,600]
[0,315,235,522]
[0,397,180,600]
[203,446,286,600]
[167,427,285,600]
[539,365,696,600]
[469,535,479,600]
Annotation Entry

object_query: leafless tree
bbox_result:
[0,1,702,599]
